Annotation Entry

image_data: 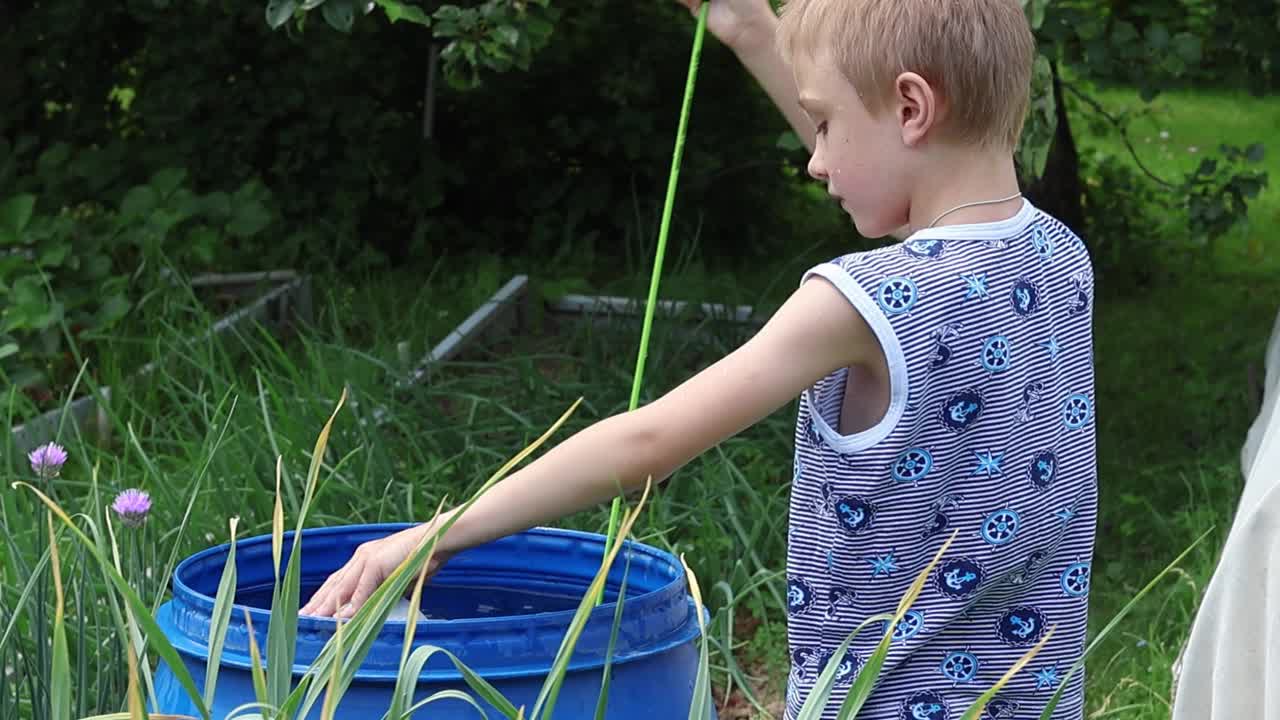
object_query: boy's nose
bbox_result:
[807,152,828,182]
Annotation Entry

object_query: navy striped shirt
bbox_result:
[785,201,1096,720]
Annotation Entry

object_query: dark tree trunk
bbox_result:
[1022,61,1085,237]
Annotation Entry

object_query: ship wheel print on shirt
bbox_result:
[877,276,920,316]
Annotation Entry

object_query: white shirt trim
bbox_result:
[800,264,909,454]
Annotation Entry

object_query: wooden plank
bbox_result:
[550,293,762,325]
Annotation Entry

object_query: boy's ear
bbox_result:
[895,72,939,147]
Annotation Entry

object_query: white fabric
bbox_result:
[1171,307,1280,718]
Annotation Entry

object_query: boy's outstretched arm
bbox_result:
[302,277,881,617]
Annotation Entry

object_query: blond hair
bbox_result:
[777,0,1036,149]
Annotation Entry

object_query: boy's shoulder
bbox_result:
[807,203,1094,325]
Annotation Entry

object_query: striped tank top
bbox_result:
[784,201,1097,720]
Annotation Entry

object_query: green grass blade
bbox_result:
[381,644,521,720]
[243,609,272,716]
[792,613,893,720]
[204,517,241,710]
[0,547,51,654]
[387,501,448,720]
[531,479,652,720]
[603,0,710,592]
[823,529,959,719]
[269,388,348,710]
[12,481,212,720]
[960,625,1056,720]
[395,689,489,719]
[126,635,150,720]
[681,554,712,720]
[47,513,71,720]
[594,553,632,720]
[1036,526,1214,720]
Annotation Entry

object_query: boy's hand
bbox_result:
[677,0,776,54]
[299,522,454,619]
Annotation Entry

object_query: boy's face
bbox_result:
[793,50,913,239]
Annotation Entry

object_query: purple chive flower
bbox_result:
[112,489,152,528]
[28,442,68,480]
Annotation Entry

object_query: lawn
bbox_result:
[2,85,1278,720]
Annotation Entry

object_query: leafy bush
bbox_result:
[0,157,279,403]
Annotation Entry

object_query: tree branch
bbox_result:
[1061,80,1177,189]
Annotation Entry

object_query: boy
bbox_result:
[303,1,1097,717]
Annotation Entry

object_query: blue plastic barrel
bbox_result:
[153,524,712,719]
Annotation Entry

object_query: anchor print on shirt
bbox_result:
[934,556,985,599]
[786,576,817,617]
[898,690,951,720]
[1027,450,1058,491]
[1015,381,1045,424]
[904,238,947,261]
[1068,271,1091,317]
[1009,278,1042,317]
[907,323,966,412]
[1007,549,1052,587]
[996,606,1049,646]
[940,389,985,433]
[922,493,965,540]
[982,698,1020,719]
[791,646,861,688]
[826,586,858,620]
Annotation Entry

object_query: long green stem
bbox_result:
[600,2,709,601]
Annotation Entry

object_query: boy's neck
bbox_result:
[905,147,1023,235]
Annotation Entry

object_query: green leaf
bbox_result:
[1020,0,1046,30]
[0,194,36,244]
[1172,32,1202,65]
[266,0,299,29]
[322,0,356,32]
[150,167,188,198]
[37,241,71,268]
[1146,23,1170,50]
[0,342,17,361]
[377,0,430,25]
[205,518,240,710]
[776,131,804,152]
[94,295,132,328]
[227,200,274,239]
[121,185,158,219]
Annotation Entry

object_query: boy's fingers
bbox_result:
[337,570,383,619]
